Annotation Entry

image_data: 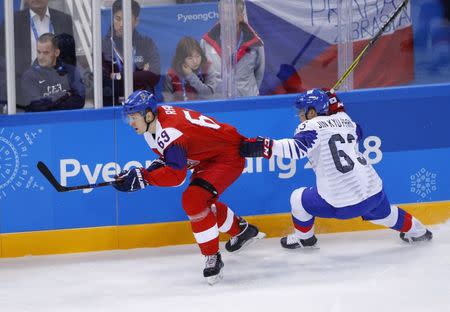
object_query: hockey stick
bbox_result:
[331,0,410,91]
[37,161,114,192]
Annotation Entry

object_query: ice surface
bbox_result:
[0,225,448,312]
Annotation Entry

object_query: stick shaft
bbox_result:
[37,161,113,192]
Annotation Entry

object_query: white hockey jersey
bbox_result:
[272,112,382,207]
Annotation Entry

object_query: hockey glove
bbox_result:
[112,168,148,192]
[240,137,273,159]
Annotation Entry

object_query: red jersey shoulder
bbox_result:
[157,105,218,129]
[156,105,185,128]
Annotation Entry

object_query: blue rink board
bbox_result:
[0,84,449,233]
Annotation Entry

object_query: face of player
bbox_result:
[184,51,202,71]
[113,11,138,38]
[127,111,156,134]
[127,112,147,134]
[37,41,59,68]
[299,108,317,122]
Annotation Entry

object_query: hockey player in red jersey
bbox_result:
[112,90,265,285]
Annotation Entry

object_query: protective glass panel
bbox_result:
[101,0,217,106]
[341,0,450,90]
[412,0,450,85]
[347,0,415,89]
[249,0,450,93]
[245,0,338,95]
[8,0,87,113]
[102,0,127,107]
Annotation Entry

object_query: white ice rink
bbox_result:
[1,223,449,312]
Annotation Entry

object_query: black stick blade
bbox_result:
[37,161,69,192]
[37,161,114,192]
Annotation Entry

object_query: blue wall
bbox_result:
[1,83,449,233]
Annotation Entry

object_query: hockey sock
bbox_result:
[368,205,427,237]
[183,185,220,255]
[292,215,315,239]
[213,201,241,237]
[392,207,427,237]
[191,211,220,256]
[291,187,315,239]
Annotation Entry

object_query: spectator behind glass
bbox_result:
[102,0,161,105]
[0,0,74,109]
[163,36,219,102]
[200,0,265,97]
[20,33,85,112]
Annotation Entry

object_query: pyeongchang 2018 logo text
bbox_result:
[177,11,218,23]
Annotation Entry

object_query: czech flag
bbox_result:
[246,0,414,95]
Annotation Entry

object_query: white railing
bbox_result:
[66,0,93,71]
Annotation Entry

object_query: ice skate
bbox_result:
[280,233,318,249]
[203,252,224,285]
[400,229,433,243]
[225,218,266,252]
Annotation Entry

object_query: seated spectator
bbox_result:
[102,0,160,105]
[0,0,74,109]
[20,33,85,112]
[200,0,265,97]
[163,36,219,102]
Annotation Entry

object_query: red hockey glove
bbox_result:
[322,88,345,115]
[240,137,273,159]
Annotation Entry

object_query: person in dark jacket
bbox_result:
[21,33,85,112]
[102,0,161,105]
[0,0,74,108]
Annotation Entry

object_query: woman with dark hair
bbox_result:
[163,37,219,102]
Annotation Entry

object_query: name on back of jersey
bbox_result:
[316,117,354,129]
[161,105,177,115]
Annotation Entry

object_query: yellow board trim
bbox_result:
[1,201,449,258]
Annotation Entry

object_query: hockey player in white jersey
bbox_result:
[240,89,432,248]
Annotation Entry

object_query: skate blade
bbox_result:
[288,244,320,250]
[234,231,266,254]
[205,271,223,285]
[402,238,432,245]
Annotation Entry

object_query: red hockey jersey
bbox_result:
[143,105,244,169]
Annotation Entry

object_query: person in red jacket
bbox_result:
[113,90,265,285]
[163,36,219,102]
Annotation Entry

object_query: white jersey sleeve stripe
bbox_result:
[272,139,307,159]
